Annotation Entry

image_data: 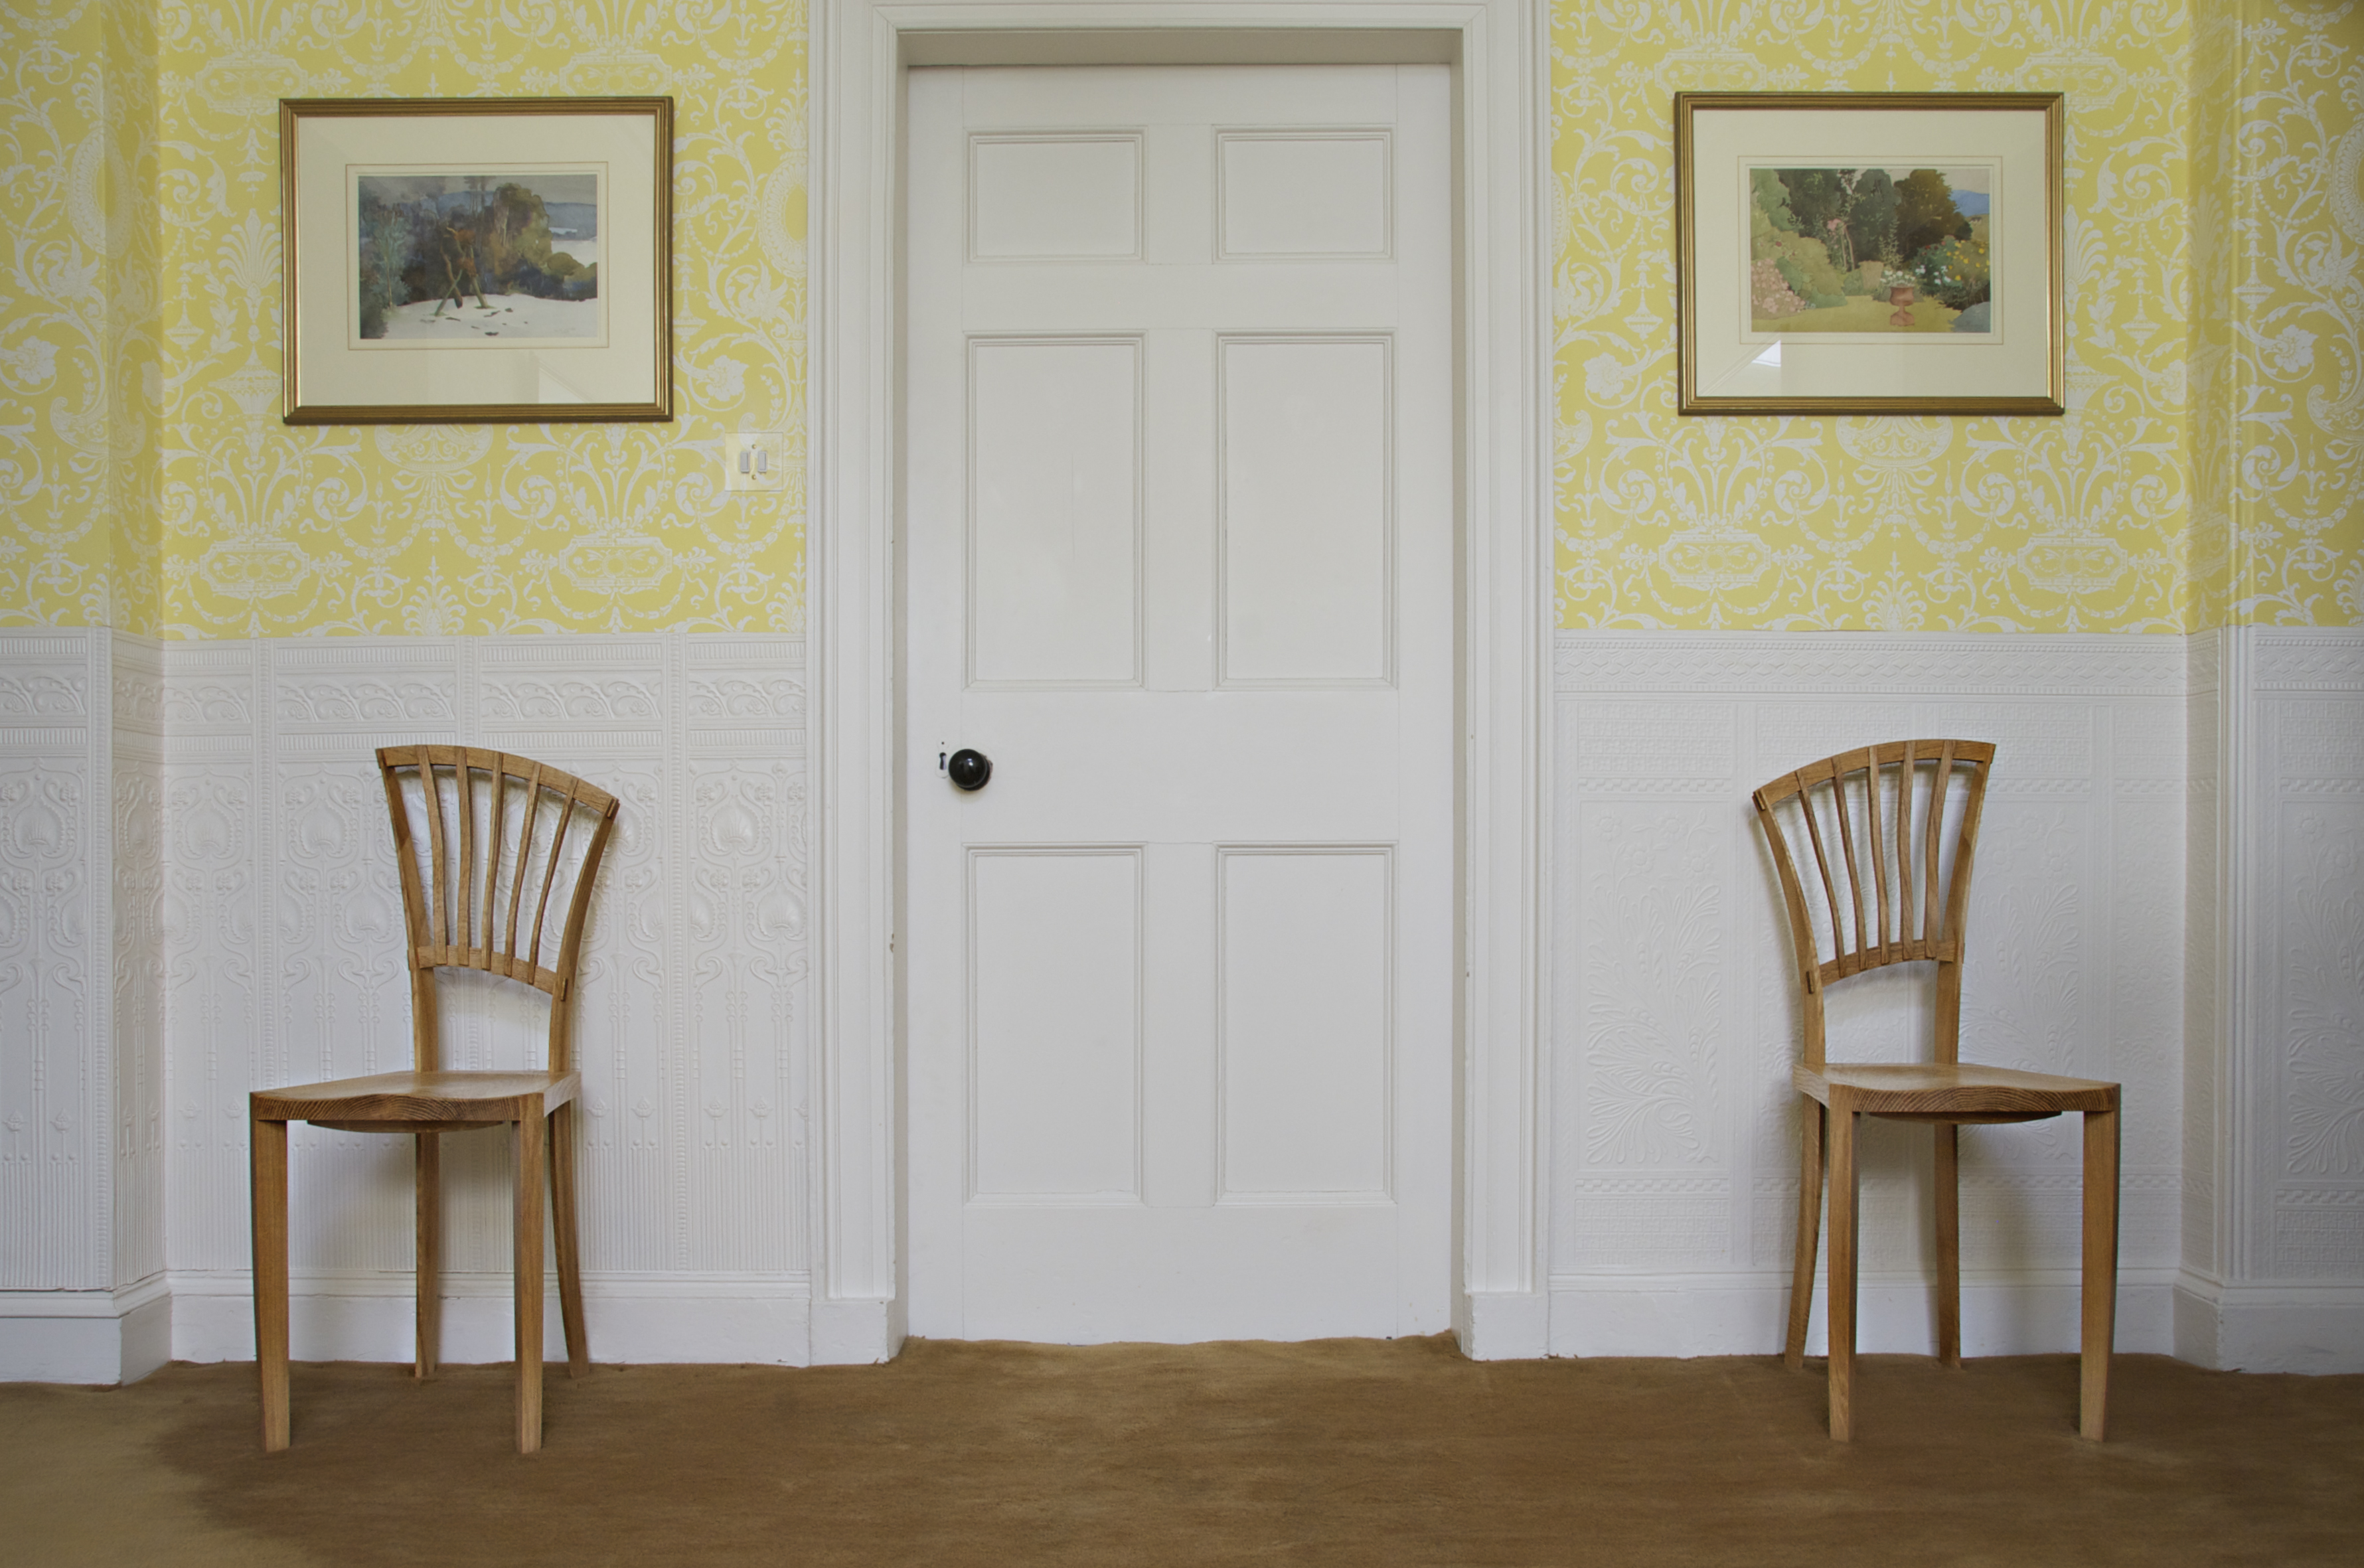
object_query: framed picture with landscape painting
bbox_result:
[1674,92,2063,416]
[280,98,672,424]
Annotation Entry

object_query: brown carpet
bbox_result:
[3,1340,2358,1566]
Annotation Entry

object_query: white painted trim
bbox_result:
[811,0,1552,1362]
[0,1272,171,1320]
[0,1275,172,1384]
[1553,628,2190,696]
[2215,625,2270,1287]
[166,1271,817,1368]
[2174,1271,2364,1372]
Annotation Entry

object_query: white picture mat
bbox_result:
[1690,106,2050,402]
[293,112,659,408]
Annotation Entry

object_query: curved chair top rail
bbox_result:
[1752,741,1995,1028]
[378,746,619,1000]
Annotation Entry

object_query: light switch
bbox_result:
[724,431,786,493]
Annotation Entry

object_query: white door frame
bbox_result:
[808,0,1552,1364]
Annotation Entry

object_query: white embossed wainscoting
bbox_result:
[7,625,2361,1377]
[1548,633,2192,1359]
[0,631,167,1382]
[151,633,811,1369]
[2181,627,2364,1370]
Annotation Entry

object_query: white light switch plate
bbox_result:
[724,431,786,493]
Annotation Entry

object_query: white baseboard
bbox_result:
[809,1295,904,1365]
[1547,1270,2177,1358]
[167,1271,814,1366]
[0,1277,173,1384]
[1457,1289,1550,1360]
[2173,1275,2364,1372]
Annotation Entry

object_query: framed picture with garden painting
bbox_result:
[279,97,672,423]
[1674,92,2063,415]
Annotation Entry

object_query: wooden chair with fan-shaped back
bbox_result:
[250,747,619,1454]
[1753,741,2120,1442]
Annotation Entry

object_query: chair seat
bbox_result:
[254,1069,581,1131]
[1795,1061,2116,1122]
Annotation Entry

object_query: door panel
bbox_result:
[1219,335,1393,684]
[969,848,1142,1201]
[968,133,1143,260]
[968,337,1142,686]
[1218,846,1393,1200]
[906,63,1452,1342]
[1218,131,1393,259]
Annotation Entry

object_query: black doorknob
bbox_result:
[946,748,992,791]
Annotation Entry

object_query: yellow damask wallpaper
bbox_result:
[153,0,807,637]
[1551,2,2192,631]
[5,1,2359,636]
[3,0,160,634]
[2192,0,2364,625]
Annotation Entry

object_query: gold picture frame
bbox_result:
[281,97,673,424]
[1675,92,2063,416]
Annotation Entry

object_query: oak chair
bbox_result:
[250,747,619,1454]
[1753,741,2119,1442]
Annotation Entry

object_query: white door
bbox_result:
[904,63,1453,1342]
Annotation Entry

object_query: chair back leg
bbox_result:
[2081,1103,2120,1441]
[1934,1123,1962,1369]
[550,1101,590,1377]
[250,1113,292,1452]
[415,1131,442,1379]
[1786,1098,1824,1371]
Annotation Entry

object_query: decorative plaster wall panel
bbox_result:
[1551,633,2188,1356]
[2256,635,2364,1285]
[2178,625,2364,1370]
[160,633,809,1364]
[113,634,165,1293]
[2184,629,2224,1286]
[0,635,105,1292]
[17,617,2361,1372]
[0,630,169,1381]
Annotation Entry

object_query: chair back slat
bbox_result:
[1753,740,1996,1066]
[528,780,574,982]
[479,753,508,961]
[379,747,620,1073]
[454,748,479,952]
[1924,740,1953,942]
[1862,744,1891,961]
[1796,765,1846,959]
[1830,747,1869,965]
[416,748,451,949]
[501,759,541,964]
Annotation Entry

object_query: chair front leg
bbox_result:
[416,1131,441,1379]
[1826,1091,1859,1441]
[1934,1121,1961,1370]
[1786,1097,1825,1371]
[2081,1101,2120,1441]
[250,1111,291,1452]
[514,1103,547,1454]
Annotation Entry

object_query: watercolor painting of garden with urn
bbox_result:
[1747,165,1993,336]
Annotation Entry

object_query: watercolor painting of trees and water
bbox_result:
[1747,165,1993,337]
[353,171,603,345]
